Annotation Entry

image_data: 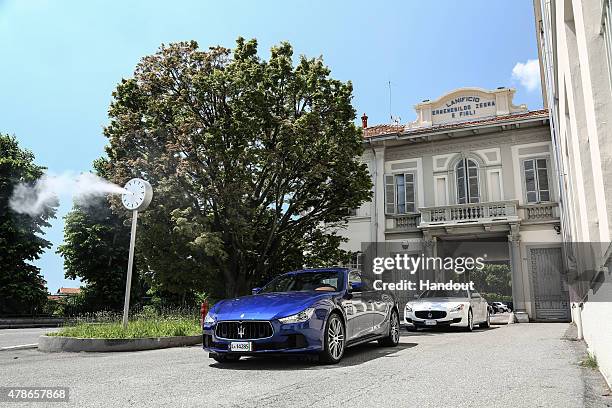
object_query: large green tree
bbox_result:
[0,134,54,315]
[104,39,371,297]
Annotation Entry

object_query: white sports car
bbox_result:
[404,289,490,331]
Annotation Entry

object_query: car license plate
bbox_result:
[425,320,437,326]
[230,341,252,352]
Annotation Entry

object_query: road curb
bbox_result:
[38,335,202,353]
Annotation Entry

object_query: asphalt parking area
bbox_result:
[0,323,609,407]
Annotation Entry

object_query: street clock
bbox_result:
[121,178,153,211]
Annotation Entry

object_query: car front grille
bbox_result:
[415,310,447,319]
[215,321,273,340]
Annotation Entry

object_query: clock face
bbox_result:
[121,178,152,211]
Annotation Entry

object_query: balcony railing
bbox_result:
[384,201,559,232]
[419,200,519,227]
[386,213,421,232]
[520,202,559,222]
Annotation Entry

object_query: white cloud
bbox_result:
[512,59,541,92]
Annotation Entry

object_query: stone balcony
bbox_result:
[419,200,520,228]
[519,202,560,223]
[385,200,560,233]
[386,213,421,233]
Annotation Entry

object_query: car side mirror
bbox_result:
[251,287,261,295]
[349,281,364,292]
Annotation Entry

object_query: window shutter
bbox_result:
[467,159,480,203]
[523,159,537,203]
[405,173,416,213]
[456,160,466,204]
[536,159,550,201]
[385,174,395,214]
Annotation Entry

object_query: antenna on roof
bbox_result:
[388,81,401,124]
[388,81,392,122]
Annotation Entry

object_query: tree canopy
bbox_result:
[0,134,54,315]
[104,38,372,297]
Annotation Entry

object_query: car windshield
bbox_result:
[420,289,468,298]
[259,271,343,293]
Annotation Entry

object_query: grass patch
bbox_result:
[580,353,598,369]
[48,317,200,339]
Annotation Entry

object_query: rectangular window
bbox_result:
[348,253,363,271]
[523,158,550,203]
[385,173,416,214]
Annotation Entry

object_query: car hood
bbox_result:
[211,291,335,321]
[409,297,469,310]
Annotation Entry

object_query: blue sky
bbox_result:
[0,0,542,293]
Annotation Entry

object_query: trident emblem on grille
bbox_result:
[237,324,245,339]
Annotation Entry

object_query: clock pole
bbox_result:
[120,178,152,329]
[122,210,139,329]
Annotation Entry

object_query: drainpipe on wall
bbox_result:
[362,113,379,260]
[369,142,378,259]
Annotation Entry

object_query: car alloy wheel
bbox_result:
[379,310,400,346]
[320,313,345,364]
[328,315,345,360]
[391,312,400,344]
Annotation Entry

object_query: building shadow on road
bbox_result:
[399,325,500,337]
[209,341,417,371]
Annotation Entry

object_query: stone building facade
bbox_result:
[340,87,567,323]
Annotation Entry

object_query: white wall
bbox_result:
[581,300,612,387]
[536,0,612,387]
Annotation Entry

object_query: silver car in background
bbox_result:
[404,289,490,331]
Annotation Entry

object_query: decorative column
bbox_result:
[422,230,437,283]
[508,223,529,322]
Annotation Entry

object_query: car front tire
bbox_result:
[319,312,345,364]
[480,310,490,328]
[465,309,474,332]
[379,309,400,347]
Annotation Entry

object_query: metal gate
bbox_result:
[528,247,570,321]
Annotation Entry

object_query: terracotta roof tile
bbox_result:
[57,287,81,295]
[362,109,549,139]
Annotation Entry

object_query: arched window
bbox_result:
[456,158,480,204]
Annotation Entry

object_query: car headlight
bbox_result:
[405,304,413,312]
[278,308,315,324]
[204,312,216,324]
[449,304,465,312]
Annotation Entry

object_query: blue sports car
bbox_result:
[202,268,400,364]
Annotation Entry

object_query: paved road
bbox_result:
[0,323,603,407]
[0,328,55,349]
